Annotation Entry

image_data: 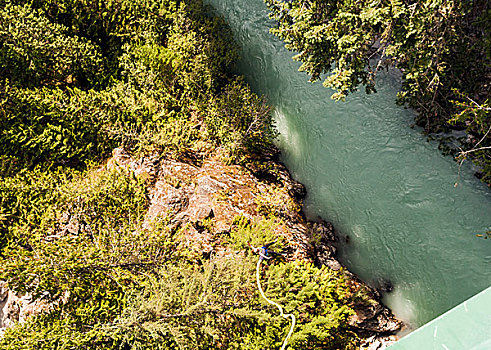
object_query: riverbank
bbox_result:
[207,0,491,328]
[1,146,403,348]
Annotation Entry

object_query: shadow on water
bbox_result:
[206,0,491,328]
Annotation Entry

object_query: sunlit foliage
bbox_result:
[0,0,362,348]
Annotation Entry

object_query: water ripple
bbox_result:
[207,0,491,327]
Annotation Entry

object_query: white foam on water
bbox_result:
[273,109,302,162]
[383,285,418,330]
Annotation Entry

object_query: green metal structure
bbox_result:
[388,286,491,349]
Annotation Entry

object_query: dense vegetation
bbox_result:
[0,1,366,348]
[266,0,490,184]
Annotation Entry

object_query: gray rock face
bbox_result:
[0,281,49,334]
[360,335,399,350]
[0,282,20,330]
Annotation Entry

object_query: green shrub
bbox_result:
[203,79,276,163]
[0,83,112,167]
[263,261,358,349]
[0,2,360,349]
[101,257,359,350]
[0,166,74,252]
[1,167,148,296]
[0,0,273,169]
[228,216,285,253]
[109,258,261,350]
[0,3,103,88]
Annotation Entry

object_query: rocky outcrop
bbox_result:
[360,335,399,350]
[1,147,403,347]
[0,282,48,336]
[109,147,314,261]
[109,147,404,344]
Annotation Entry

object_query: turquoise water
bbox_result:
[207,0,491,328]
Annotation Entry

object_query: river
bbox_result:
[207,0,491,329]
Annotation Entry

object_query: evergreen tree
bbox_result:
[0,1,370,348]
[266,0,490,183]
